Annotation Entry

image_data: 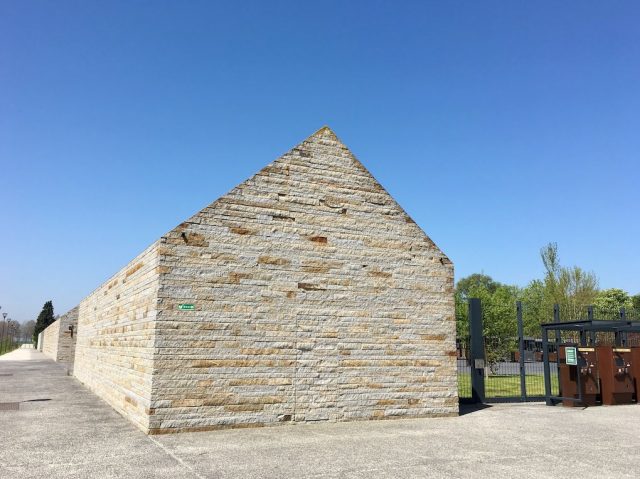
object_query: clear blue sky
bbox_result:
[1,1,638,323]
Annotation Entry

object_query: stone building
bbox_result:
[73,127,457,434]
[41,306,79,369]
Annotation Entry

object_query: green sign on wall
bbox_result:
[178,303,195,311]
[565,346,577,366]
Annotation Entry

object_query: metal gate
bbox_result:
[457,298,557,403]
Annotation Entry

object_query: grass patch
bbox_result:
[458,373,559,398]
[0,340,20,356]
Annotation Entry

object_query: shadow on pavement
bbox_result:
[458,403,493,416]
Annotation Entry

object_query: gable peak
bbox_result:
[310,125,339,141]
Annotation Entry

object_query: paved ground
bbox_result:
[2,349,639,478]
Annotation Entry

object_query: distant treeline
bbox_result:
[456,242,639,338]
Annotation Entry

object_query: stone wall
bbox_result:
[74,243,161,433]
[149,127,457,433]
[42,319,60,360]
[57,306,79,365]
[41,307,79,366]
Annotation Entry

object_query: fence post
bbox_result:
[553,303,560,344]
[517,301,527,401]
[468,298,485,404]
[542,327,553,405]
[587,305,595,345]
[554,303,561,398]
[618,308,627,346]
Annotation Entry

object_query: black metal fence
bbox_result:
[456,298,473,399]
[458,299,640,403]
[457,298,574,402]
[457,336,472,399]
[557,305,640,322]
[481,303,557,401]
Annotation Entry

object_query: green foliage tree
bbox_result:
[633,294,640,312]
[540,242,561,306]
[456,274,502,298]
[33,301,55,344]
[594,288,633,315]
[540,243,598,320]
[455,274,501,338]
[519,279,546,336]
[482,285,519,371]
[455,274,519,371]
[454,290,470,338]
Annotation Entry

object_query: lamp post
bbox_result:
[6,320,12,353]
[0,312,8,355]
[3,316,12,355]
[5,318,12,354]
[7,320,13,352]
[9,321,17,352]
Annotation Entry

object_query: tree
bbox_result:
[455,274,505,337]
[632,294,640,312]
[519,279,546,336]
[456,273,503,299]
[540,243,598,320]
[33,301,55,344]
[594,289,633,316]
[455,274,519,371]
[540,242,561,305]
[21,320,36,343]
[482,284,519,371]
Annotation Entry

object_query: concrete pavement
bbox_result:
[1,348,639,478]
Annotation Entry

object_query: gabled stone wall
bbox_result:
[71,128,457,435]
[148,128,457,433]
[74,243,161,433]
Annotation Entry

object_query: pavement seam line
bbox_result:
[146,435,210,479]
